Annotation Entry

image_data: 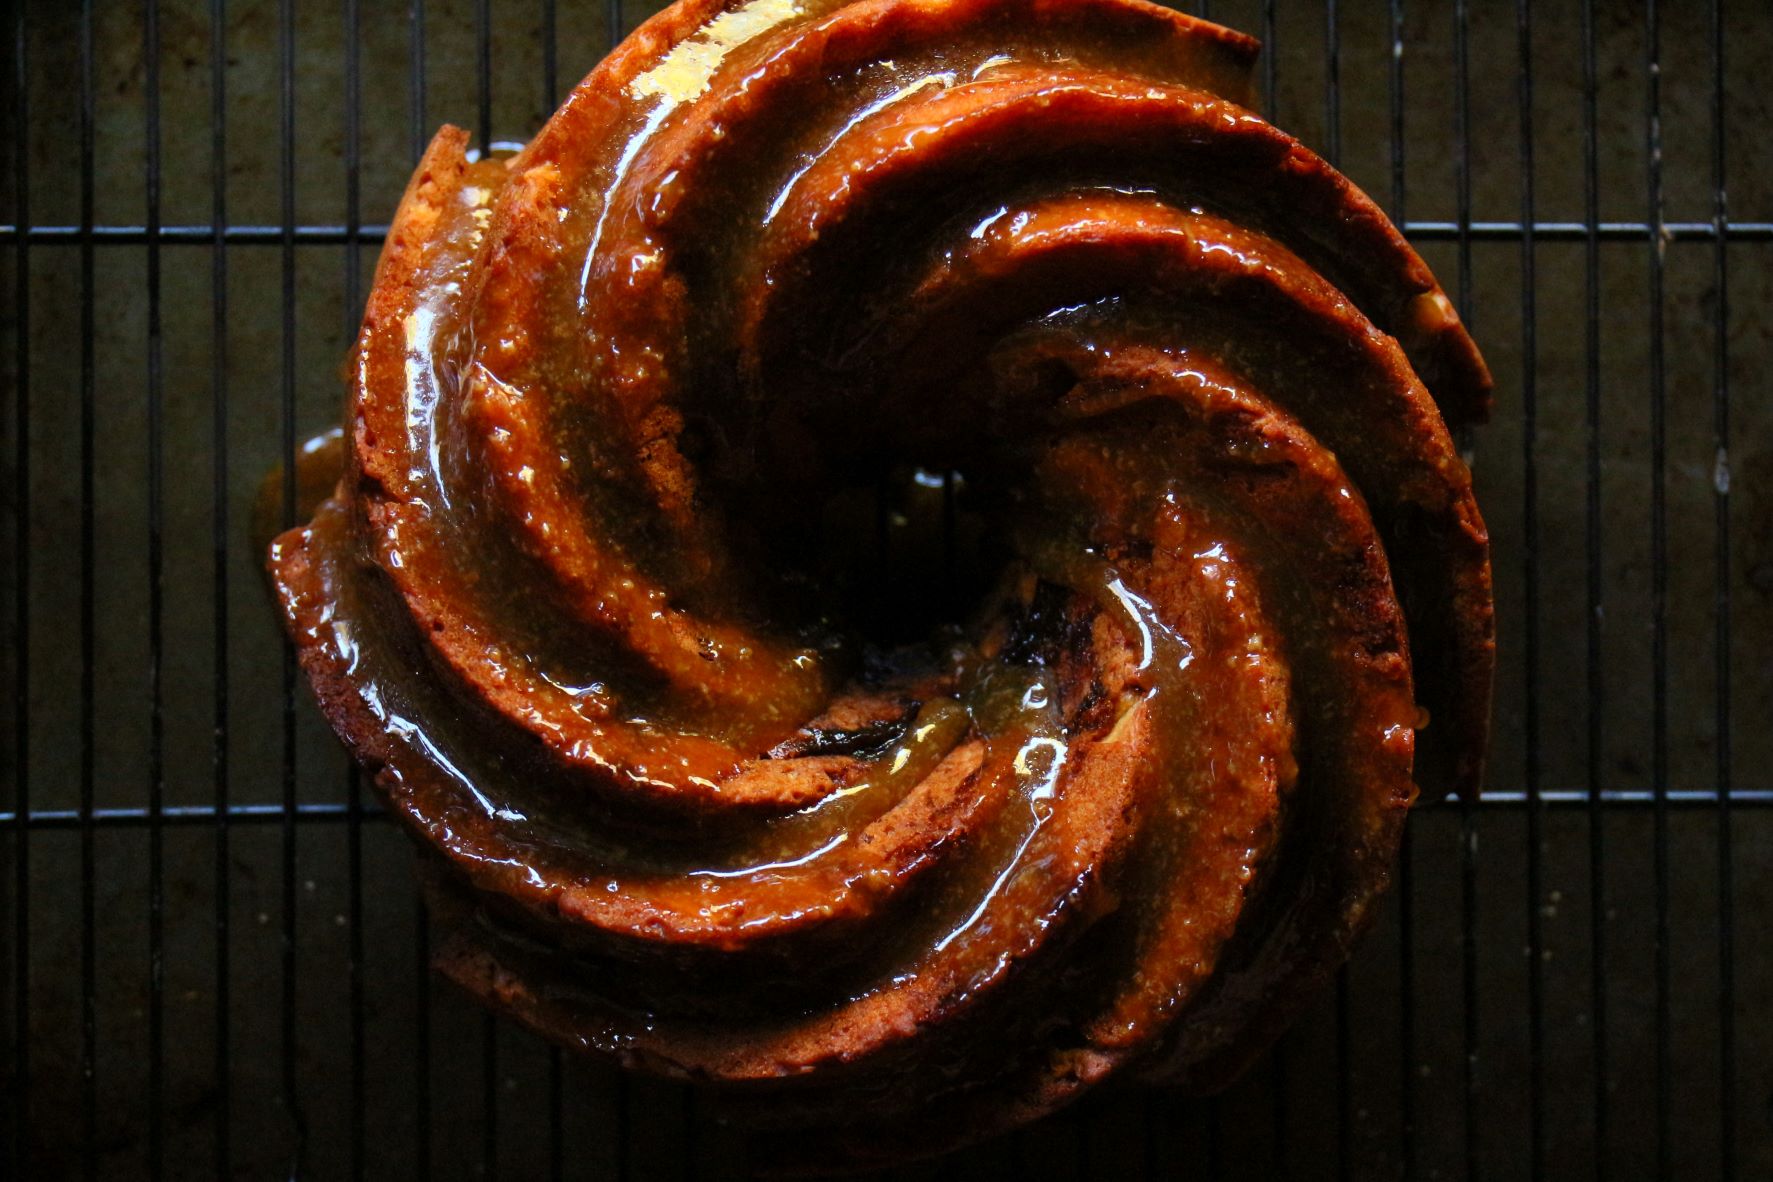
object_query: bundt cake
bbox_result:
[268,0,1494,1167]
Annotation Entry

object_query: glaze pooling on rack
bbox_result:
[267,0,1491,1166]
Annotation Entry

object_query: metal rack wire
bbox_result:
[3,0,1766,1178]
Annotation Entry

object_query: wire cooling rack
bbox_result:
[3,0,1769,1178]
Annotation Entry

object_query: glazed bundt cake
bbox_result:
[268,0,1493,1166]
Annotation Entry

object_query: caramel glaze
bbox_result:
[267,0,1492,1168]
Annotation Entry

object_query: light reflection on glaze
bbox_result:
[358,681,511,823]
[689,832,849,880]
[927,544,1204,960]
[764,69,957,225]
[580,102,676,304]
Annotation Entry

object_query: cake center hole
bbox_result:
[812,464,1002,649]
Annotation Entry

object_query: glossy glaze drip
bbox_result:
[252,426,346,559]
[267,0,1492,1168]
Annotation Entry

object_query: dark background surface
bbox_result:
[3,0,1771,1177]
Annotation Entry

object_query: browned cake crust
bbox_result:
[268,0,1493,1169]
